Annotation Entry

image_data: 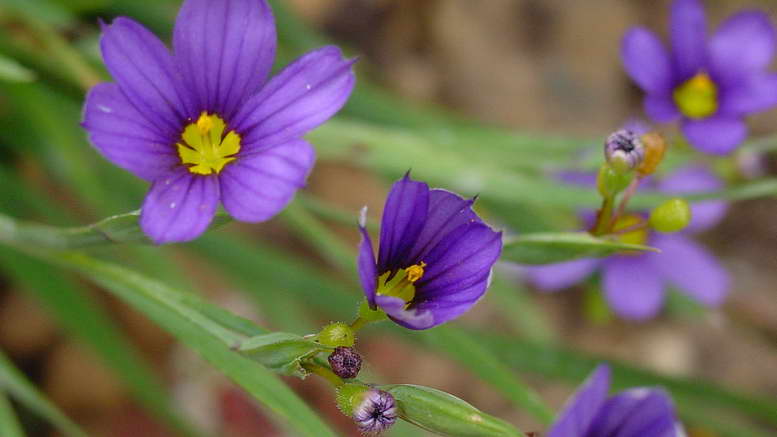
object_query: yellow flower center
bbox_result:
[376,262,427,303]
[673,72,718,119]
[177,112,241,175]
[613,214,649,247]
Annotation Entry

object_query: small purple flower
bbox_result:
[357,174,502,330]
[548,364,683,437]
[622,0,777,154]
[82,0,355,243]
[527,165,730,321]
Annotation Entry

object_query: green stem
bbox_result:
[591,195,615,236]
[349,316,370,332]
[302,362,344,387]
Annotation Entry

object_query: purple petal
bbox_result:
[405,189,480,263]
[644,93,681,123]
[140,169,220,244]
[547,364,611,437]
[99,17,192,138]
[708,11,776,84]
[681,116,747,155]
[376,174,430,274]
[219,139,314,222]
[602,256,665,321]
[721,74,777,116]
[357,208,378,309]
[173,0,276,120]
[621,28,673,94]
[416,222,502,303]
[658,166,728,232]
[82,83,178,181]
[231,46,355,152]
[588,389,679,437]
[670,0,706,79]
[651,235,729,307]
[374,295,435,330]
[525,258,600,292]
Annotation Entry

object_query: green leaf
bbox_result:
[0,55,35,83]
[501,232,658,265]
[38,250,339,437]
[0,349,87,437]
[238,333,331,378]
[382,384,525,437]
[0,391,25,437]
[0,211,230,249]
[420,326,554,425]
[0,247,201,437]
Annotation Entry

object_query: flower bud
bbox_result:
[605,129,644,173]
[318,322,356,348]
[328,346,362,379]
[337,384,397,435]
[637,132,667,176]
[649,198,691,233]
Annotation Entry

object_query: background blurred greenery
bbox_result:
[1,0,777,436]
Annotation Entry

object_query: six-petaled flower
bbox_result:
[82,0,355,243]
[622,0,777,154]
[357,174,503,330]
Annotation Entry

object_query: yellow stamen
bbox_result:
[673,72,718,119]
[177,112,241,175]
[376,262,427,304]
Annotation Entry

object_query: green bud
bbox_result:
[318,322,356,348]
[358,300,388,323]
[382,384,523,437]
[336,383,370,416]
[649,198,692,233]
[596,164,633,198]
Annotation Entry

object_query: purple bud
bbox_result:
[328,346,363,379]
[605,129,644,173]
[354,389,397,435]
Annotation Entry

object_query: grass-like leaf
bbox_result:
[501,232,658,265]
[0,391,25,437]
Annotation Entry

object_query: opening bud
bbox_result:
[605,129,644,173]
[318,322,356,348]
[637,132,667,176]
[328,346,363,379]
[649,198,692,233]
[337,384,397,435]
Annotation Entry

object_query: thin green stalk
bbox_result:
[0,391,25,437]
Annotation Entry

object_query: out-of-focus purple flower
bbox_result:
[548,364,683,437]
[357,173,502,330]
[526,165,730,321]
[82,0,355,243]
[622,0,777,154]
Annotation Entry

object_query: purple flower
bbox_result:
[82,0,355,243]
[526,166,730,321]
[622,0,777,154]
[353,388,397,435]
[548,364,683,437]
[357,174,502,330]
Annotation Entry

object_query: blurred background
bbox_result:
[1,0,777,436]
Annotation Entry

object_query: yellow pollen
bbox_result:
[673,72,718,119]
[177,111,241,175]
[405,262,426,283]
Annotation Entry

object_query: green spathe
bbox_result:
[382,384,525,437]
[238,332,331,378]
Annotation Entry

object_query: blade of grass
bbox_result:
[0,247,202,437]
[0,349,87,437]
[0,391,25,437]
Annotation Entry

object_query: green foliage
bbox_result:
[238,332,332,378]
[501,232,658,264]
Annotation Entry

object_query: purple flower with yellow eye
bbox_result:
[357,174,502,330]
[81,0,355,243]
[526,165,730,321]
[548,364,683,437]
[622,0,777,154]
